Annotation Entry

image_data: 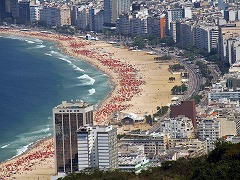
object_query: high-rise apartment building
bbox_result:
[104,0,117,24]
[53,101,94,173]
[18,0,30,23]
[198,119,220,152]
[166,9,183,35]
[0,0,6,20]
[77,125,118,171]
[30,5,40,22]
[43,4,70,27]
[117,0,131,17]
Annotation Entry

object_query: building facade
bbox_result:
[18,0,30,23]
[53,101,94,173]
[170,101,197,128]
[77,125,118,171]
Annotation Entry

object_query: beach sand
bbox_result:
[0,28,181,179]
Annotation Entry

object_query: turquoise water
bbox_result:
[0,35,112,162]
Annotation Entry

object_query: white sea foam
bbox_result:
[1,144,10,149]
[23,127,50,136]
[49,51,86,73]
[88,88,96,95]
[33,39,43,44]
[25,40,35,44]
[16,143,33,156]
[58,57,72,64]
[35,45,46,48]
[72,64,85,72]
[45,53,52,56]
[78,74,95,85]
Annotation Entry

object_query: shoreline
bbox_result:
[0,28,182,179]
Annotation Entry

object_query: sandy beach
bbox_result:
[0,28,181,179]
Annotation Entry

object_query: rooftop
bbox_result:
[54,100,91,109]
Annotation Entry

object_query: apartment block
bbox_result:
[77,125,118,171]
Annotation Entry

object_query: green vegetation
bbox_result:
[145,115,153,126]
[192,94,203,104]
[56,25,75,35]
[171,84,187,95]
[59,141,240,180]
[117,134,126,140]
[132,37,146,49]
[169,64,185,71]
[196,61,213,87]
[153,106,169,117]
[154,55,172,60]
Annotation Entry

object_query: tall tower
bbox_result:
[53,101,94,173]
[104,0,117,24]
[18,0,30,23]
[77,125,118,171]
[5,0,19,18]
[0,0,6,20]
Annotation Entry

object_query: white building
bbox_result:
[118,144,149,174]
[76,6,89,30]
[121,132,168,157]
[129,11,148,36]
[194,25,218,52]
[117,0,131,17]
[43,4,70,27]
[184,7,192,19]
[30,5,40,22]
[160,116,194,139]
[77,125,118,171]
[198,119,220,152]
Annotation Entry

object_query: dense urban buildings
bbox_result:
[3,0,240,178]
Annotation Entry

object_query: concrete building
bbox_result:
[43,4,70,27]
[53,101,94,173]
[183,7,192,19]
[176,20,195,47]
[77,125,118,171]
[130,12,148,36]
[193,25,219,52]
[59,4,71,26]
[117,0,131,17]
[104,0,117,24]
[118,144,149,174]
[4,0,19,19]
[116,13,130,35]
[170,101,197,129]
[224,9,237,22]
[76,6,89,30]
[30,5,40,22]
[198,119,220,152]
[121,132,169,157]
[147,14,165,38]
[18,0,30,23]
[0,0,6,20]
[94,9,104,32]
[160,116,194,139]
[219,23,240,64]
[166,9,183,35]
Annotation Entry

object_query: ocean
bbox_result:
[0,35,112,162]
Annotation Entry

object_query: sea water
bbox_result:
[0,35,112,162]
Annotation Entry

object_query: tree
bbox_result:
[132,37,145,49]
